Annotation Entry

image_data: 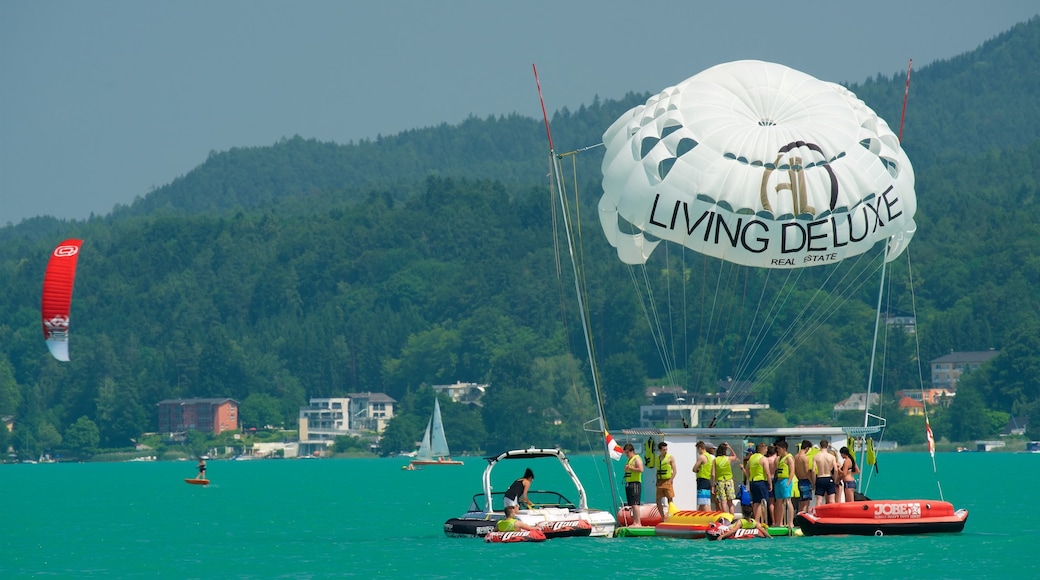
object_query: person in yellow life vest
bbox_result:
[622,443,644,526]
[711,442,740,515]
[691,441,714,511]
[655,441,678,517]
[743,442,771,523]
[496,505,540,532]
[705,516,773,540]
[772,440,796,528]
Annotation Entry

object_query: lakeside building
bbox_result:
[157,398,239,435]
[297,393,396,456]
[930,350,999,390]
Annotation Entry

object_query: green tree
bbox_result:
[948,380,993,441]
[753,409,787,429]
[378,414,423,456]
[240,393,285,430]
[63,416,101,458]
[482,349,551,452]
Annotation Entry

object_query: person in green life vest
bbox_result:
[711,442,740,515]
[743,442,771,523]
[691,441,714,511]
[622,443,645,526]
[496,505,540,532]
[772,440,796,528]
[655,441,678,517]
[705,516,773,540]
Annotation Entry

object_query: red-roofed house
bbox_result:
[898,396,924,416]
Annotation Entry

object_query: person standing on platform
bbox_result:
[743,442,771,523]
[837,446,861,502]
[692,441,714,511]
[622,443,644,526]
[794,440,814,512]
[711,442,739,515]
[772,440,795,528]
[811,439,839,505]
[655,441,678,517]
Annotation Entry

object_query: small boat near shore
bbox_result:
[794,499,968,536]
[410,399,463,467]
[443,448,616,539]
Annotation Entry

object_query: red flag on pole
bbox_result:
[926,417,935,458]
[605,431,623,461]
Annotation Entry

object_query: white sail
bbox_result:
[429,399,451,458]
[411,398,461,465]
[416,417,433,461]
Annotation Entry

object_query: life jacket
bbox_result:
[775,452,791,479]
[657,453,674,480]
[747,453,766,481]
[644,438,657,470]
[713,455,733,480]
[696,452,713,479]
[496,518,516,532]
[625,454,642,483]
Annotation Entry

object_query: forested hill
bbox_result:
[1,18,1039,459]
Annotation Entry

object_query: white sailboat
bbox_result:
[410,399,462,466]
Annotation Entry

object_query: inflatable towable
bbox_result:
[616,504,666,527]
[654,511,733,539]
[484,529,547,543]
[794,499,968,536]
[705,521,770,540]
[538,519,592,538]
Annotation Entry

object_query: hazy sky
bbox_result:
[2,1,1037,225]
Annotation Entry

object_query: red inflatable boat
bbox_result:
[794,499,968,536]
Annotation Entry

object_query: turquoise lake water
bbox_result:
[2,451,1036,578]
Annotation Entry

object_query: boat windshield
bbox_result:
[468,491,577,512]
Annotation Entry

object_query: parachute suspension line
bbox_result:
[548,157,603,459]
[722,252,884,419]
[533,63,620,513]
[753,253,882,383]
[628,264,678,387]
[691,253,733,402]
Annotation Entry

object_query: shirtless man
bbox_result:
[811,439,839,504]
[793,440,814,512]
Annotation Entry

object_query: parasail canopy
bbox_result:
[41,239,83,362]
[600,60,917,269]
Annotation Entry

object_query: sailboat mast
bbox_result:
[533,64,621,514]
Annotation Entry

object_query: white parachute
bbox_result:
[599,60,916,269]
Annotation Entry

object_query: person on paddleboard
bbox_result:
[196,458,207,480]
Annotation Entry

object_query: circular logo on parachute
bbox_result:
[54,245,80,257]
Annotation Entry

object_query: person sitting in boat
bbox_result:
[837,446,861,502]
[504,468,535,509]
[705,516,772,541]
[496,505,540,533]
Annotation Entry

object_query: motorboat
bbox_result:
[443,448,616,539]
